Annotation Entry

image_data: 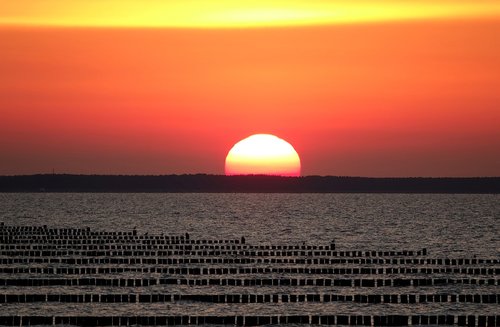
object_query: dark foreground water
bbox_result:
[0,193,498,325]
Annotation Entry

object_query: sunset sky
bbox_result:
[1,1,499,176]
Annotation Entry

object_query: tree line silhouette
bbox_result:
[0,174,498,193]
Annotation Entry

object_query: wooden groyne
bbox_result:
[0,222,498,326]
[0,314,498,326]
[0,293,498,304]
[0,265,497,275]
[0,277,497,287]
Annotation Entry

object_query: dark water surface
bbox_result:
[0,193,499,321]
[1,193,498,256]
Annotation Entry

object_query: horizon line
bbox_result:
[1,174,499,179]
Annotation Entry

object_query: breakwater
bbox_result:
[0,223,498,326]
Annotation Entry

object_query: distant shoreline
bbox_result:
[0,174,499,193]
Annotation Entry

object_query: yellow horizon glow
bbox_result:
[1,1,500,28]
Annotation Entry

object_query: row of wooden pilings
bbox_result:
[0,237,248,246]
[0,293,498,304]
[1,223,497,326]
[0,242,434,259]
[10,223,464,258]
[0,249,435,258]
[0,266,497,275]
[3,256,497,265]
[0,314,499,326]
[1,243,333,251]
[0,277,497,287]
[1,236,250,246]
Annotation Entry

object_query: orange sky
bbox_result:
[1,2,499,176]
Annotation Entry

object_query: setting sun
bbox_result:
[0,1,499,177]
[225,134,301,177]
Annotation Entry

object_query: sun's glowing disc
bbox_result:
[225,134,301,177]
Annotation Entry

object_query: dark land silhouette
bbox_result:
[0,174,498,193]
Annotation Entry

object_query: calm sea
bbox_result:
[0,193,499,320]
[1,193,498,257]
